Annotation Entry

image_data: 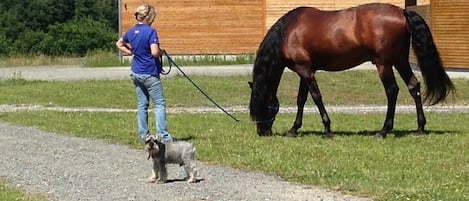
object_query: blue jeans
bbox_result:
[130,73,173,142]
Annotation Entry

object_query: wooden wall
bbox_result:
[408,1,469,69]
[120,0,265,54]
[265,0,405,29]
[431,0,469,68]
[417,0,431,5]
[121,0,417,55]
[122,0,469,69]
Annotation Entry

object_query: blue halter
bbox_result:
[257,104,279,124]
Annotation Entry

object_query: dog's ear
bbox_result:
[144,134,152,142]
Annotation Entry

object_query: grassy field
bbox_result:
[0,51,255,67]
[1,71,468,107]
[0,70,468,201]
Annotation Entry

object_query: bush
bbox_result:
[43,18,117,56]
[11,30,48,55]
[0,34,11,55]
[0,0,118,57]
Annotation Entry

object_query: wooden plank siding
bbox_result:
[431,0,469,68]
[120,0,265,54]
[265,0,405,30]
[120,0,414,55]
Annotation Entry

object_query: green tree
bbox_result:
[44,17,116,56]
[0,0,119,56]
[0,34,12,55]
[23,0,75,31]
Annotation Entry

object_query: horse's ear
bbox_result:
[248,81,253,89]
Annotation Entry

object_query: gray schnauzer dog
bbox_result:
[144,134,197,183]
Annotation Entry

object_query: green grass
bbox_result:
[0,71,468,200]
[0,178,46,201]
[83,50,131,67]
[0,51,255,67]
[162,54,255,66]
[1,71,468,107]
[0,54,86,67]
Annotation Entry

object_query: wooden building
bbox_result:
[408,0,469,68]
[119,0,413,55]
[119,0,467,69]
[120,0,265,54]
[265,0,404,28]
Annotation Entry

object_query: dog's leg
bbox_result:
[184,164,197,183]
[182,148,197,183]
[148,158,159,183]
[183,164,191,180]
[183,158,197,183]
[156,160,167,184]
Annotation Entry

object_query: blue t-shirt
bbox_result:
[122,24,162,75]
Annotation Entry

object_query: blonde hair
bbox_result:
[135,4,156,23]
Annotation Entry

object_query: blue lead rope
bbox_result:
[161,50,240,122]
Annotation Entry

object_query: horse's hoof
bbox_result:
[258,131,273,137]
[285,130,297,137]
[322,133,333,139]
[415,129,427,135]
[374,133,386,139]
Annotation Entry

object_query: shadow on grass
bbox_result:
[283,129,456,138]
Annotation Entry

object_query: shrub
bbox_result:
[43,18,117,56]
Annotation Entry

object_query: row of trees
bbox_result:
[0,0,119,56]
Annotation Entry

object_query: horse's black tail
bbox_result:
[250,8,291,120]
[403,9,454,105]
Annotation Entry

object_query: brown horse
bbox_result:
[249,3,454,138]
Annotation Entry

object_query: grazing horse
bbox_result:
[249,3,454,138]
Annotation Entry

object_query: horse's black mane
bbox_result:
[250,7,304,120]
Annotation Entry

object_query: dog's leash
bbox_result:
[160,50,240,122]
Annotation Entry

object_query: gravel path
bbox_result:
[2,104,469,114]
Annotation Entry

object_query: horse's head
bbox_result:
[249,81,279,136]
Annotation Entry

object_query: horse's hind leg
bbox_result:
[305,76,332,138]
[395,62,426,134]
[287,78,309,137]
[376,64,399,138]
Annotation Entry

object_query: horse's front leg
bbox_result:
[306,77,332,138]
[376,65,399,138]
[287,78,309,137]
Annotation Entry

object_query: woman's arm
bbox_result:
[116,37,133,55]
[150,43,164,58]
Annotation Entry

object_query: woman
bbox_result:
[116,4,173,142]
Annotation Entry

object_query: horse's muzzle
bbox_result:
[256,122,273,136]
